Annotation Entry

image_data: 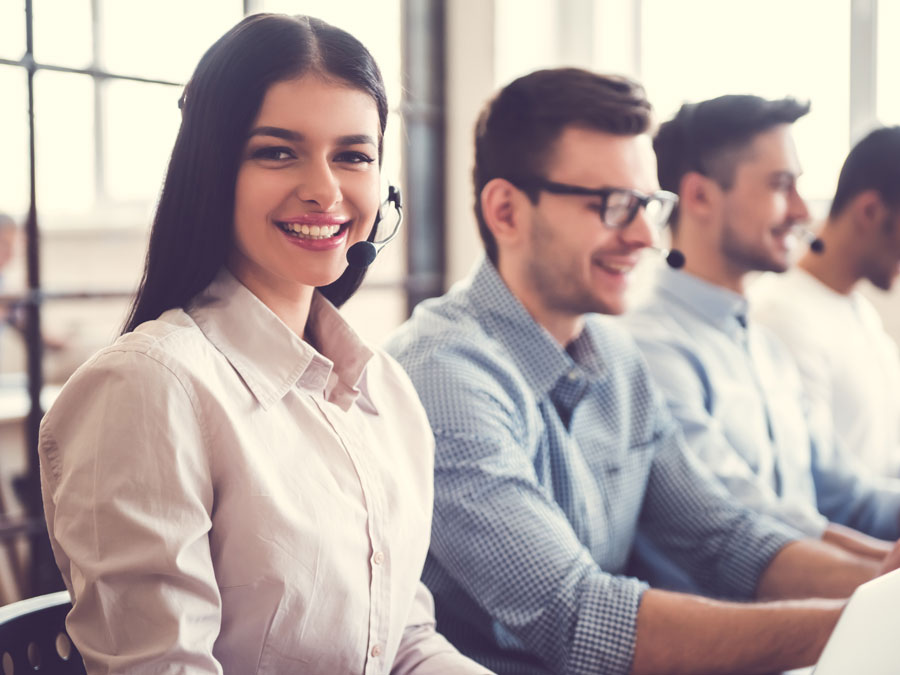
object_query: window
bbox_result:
[640,0,851,210]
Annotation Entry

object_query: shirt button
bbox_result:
[370,644,382,657]
[373,551,385,565]
[567,369,579,381]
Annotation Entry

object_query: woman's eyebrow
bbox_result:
[248,126,302,141]
[247,128,376,147]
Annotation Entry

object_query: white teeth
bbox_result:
[278,222,344,239]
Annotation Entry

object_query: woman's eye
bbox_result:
[335,151,375,165]
[250,146,295,161]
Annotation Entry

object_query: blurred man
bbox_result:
[387,71,900,675]
[624,96,900,584]
[0,212,20,332]
[752,126,900,477]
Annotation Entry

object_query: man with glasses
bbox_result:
[623,95,900,594]
[386,69,900,675]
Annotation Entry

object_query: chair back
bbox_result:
[0,591,85,674]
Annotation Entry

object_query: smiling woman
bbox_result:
[34,13,489,675]
[229,76,382,334]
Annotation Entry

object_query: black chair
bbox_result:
[0,591,86,674]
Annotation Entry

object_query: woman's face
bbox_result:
[229,73,381,302]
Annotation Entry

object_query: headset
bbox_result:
[346,185,403,269]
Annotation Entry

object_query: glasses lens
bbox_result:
[604,190,638,228]
[645,195,675,230]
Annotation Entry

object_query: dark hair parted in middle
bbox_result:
[473,68,653,265]
[654,95,810,228]
[830,125,900,218]
[123,13,388,334]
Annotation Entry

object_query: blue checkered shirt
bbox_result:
[385,258,800,675]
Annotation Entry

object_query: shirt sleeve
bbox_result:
[39,349,222,674]
[391,583,494,675]
[406,342,648,675]
[810,431,900,540]
[630,334,829,538]
[637,405,801,598]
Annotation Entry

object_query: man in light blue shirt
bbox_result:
[386,70,900,675]
[623,96,900,587]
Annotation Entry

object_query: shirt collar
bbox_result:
[653,265,749,338]
[187,268,374,412]
[466,258,605,398]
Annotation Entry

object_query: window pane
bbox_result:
[32,0,92,69]
[877,0,900,124]
[641,0,851,204]
[255,0,403,108]
[103,80,181,211]
[495,0,560,86]
[99,0,243,82]
[33,71,95,224]
[0,66,30,219]
[0,0,25,60]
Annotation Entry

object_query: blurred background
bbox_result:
[0,0,897,603]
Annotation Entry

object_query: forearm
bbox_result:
[631,588,844,675]
[756,539,876,600]
[822,522,892,561]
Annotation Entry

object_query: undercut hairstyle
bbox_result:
[654,95,810,228]
[473,68,653,265]
[123,13,388,333]
[829,126,900,218]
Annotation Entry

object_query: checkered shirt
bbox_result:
[385,258,799,675]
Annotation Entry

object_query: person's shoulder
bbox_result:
[619,294,691,349]
[750,270,822,318]
[385,290,535,416]
[385,286,497,369]
[106,308,213,372]
[48,309,209,411]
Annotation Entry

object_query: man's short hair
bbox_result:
[654,95,810,227]
[473,68,652,264]
[830,126,900,218]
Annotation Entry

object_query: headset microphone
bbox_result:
[346,185,403,269]
[791,225,825,254]
[650,246,686,269]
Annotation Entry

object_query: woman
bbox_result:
[38,14,489,674]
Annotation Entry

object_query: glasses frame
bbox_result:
[513,177,678,231]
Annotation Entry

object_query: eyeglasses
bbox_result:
[514,177,678,232]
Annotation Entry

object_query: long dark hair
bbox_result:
[122,14,388,333]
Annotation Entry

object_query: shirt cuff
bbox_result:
[716,515,801,599]
[568,573,648,675]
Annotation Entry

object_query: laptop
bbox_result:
[811,566,900,674]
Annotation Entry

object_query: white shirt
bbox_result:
[751,269,900,477]
[39,269,490,675]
